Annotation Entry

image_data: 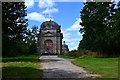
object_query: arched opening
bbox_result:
[44,39,53,54]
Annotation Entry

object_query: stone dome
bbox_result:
[41,20,60,29]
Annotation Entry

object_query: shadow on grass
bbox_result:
[2,66,43,79]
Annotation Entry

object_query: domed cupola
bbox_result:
[41,20,60,29]
[38,20,63,55]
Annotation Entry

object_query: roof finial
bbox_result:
[63,41,65,44]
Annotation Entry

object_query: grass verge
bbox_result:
[1,55,42,79]
[72,57,118,78]
[59,55,76,59]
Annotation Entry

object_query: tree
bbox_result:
[109,1,120,54]
[25,25,39,54]
[79,1,120,56]
[2,2,28,56]
[80,2,111,51]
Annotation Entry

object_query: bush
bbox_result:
[79,50,109,58]
[66,50,81,57]
[63,49,118,58]
[2,40,35,57]
[66,50,104,58]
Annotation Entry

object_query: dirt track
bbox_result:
[39,55,96,79]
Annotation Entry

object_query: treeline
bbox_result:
[2,2,38,57]
[78,1,120,57]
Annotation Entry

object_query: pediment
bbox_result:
[43,32,54,36]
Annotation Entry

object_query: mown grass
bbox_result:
[72,57,118,78]
[59,54,118,78]
[1,55,42,79]
[59,55,76,59]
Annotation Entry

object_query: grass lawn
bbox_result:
[59,55,76,59]
[1,55,42,79]
[72,57,118,78]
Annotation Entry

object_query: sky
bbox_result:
[25,0,84,51]
[25,0,119,51]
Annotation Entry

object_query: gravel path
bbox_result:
[39,55,96,79]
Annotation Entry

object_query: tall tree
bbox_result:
[79,1,120,56]
[25,25,39,54]
[80,2,111,51]
[2,2,28,56]
[109,1,120,54]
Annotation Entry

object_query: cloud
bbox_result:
[68,42,75,45]
[61,18,83,51]
[62,37,80,51]
[26,12,53,22]
[37,0,58,19]
[53,0,86,2]
[38,0,55,8]
[25,0,34,8]
[61,30,72,38]
[42,8,58,14]
[25,0,57,23]
[63,38,80,42]
[77,32,81,36]
[77,31,84,36]
[69,44,78,51]
[66,18,83,31]
[114,0,120,4]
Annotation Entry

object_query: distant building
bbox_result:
[38,20,69,55]
[38,20,69,54]
[62,41,69,54]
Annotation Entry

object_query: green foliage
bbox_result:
[25,25,39,54]
[4,40,29,57]
[64,50,81,57]
[2,2,28,57]
[62,50,118,58]
[2,2,39,56]
[79,2,120,56]
[78,50,110,58]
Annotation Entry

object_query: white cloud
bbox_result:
[68,42,75,45]
[26,12,53,22]
[38,0,55,8]
[42,8,58,14]
[114,0,120,4]
[61,30,72,38]
[77,32,81,36]
[77,32,84,36]
[69,45,78,51]
[61,19,82,51]
[62,37,80,51]
[25,0,34,8]
[67,18,82,31]
[63,38,80,43]
[53,0,86,2]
